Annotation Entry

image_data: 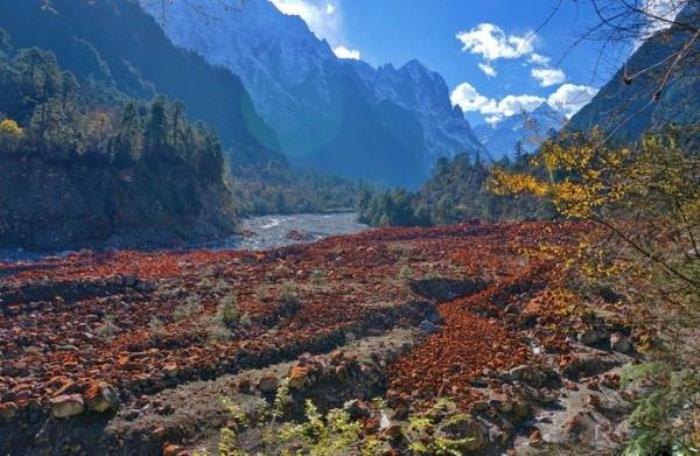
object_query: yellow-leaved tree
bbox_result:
[489,127,700,453]
[0,118,24,138]
[0,118,24,153]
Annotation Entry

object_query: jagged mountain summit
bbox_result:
[473,103,565,161]
[138,0,487,187]
[351,59,488,164]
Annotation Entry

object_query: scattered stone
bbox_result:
[409,278,486,302]
[288,365,311,390]
[436,415,487,452]
[162,443,182,456]
[0,402,18,420]
[384,423,404,440]
[237,378,252,393]
[609,333,632,353]
[503,303,520,315]
[471,401,489,412]
[586,378,601,391]
[529,428,542,446]
[586,394,602,410]
[563,354,622,381]
[343,399,371,420]
[469,378,489,388]
[578,329,609,347]
[379,410,392,430]
[601,373,621,390]
[498,398,532,422]
[564,380,580,391]
[85,381,120,413]
[257,374,279,393]
[135,282,155,293]
[507,364,561,388]
[163,363,179,378]
[124,274,138,287]
[49,394,85,418]
[561,412,593,444]
[425,308,444,325]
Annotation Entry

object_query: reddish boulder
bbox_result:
[85,381,120,413]
[288,364,311,390]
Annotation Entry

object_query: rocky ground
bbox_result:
[0,222,639,455]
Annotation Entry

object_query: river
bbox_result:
[0,212,369,262]
[192,212,368,251]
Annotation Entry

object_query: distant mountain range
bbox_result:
[568,2,700,141]
[137,0,487,187]
[473,104,564,161]
[2,0,695,190]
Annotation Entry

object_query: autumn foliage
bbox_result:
[488,127,700,452]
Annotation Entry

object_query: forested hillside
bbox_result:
[0,0,363,220]
[0,33,236,250]
[0,0,281,162]
[357,153,550,227]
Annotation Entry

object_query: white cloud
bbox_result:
[456,23,535,61]
[497,94,547,117]
[478,62,497,77]
[450,82,498,114]
[453,81,599,123]
[450,82,545,124]
[547,83,599,117]
[333,46,361,60]
[456,22,568,89]
[528,53,551,65]
[531,67,566,87]
[269,0,342,43]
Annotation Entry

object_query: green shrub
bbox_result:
[310,269,325,285]
[217,294,240,326]
[173,296,203,322]
[398,265,413,282]
[279,281,299,304]
[147,317,166,340]
[96,314,118,340]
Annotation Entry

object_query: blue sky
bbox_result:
[268,0,652,126]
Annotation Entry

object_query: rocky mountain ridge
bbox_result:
[474,103,565,161]
[138,0,487,186]
[351,59,488,164]
[568,2,700,141]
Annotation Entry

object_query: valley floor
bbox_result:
[0,222,636,455]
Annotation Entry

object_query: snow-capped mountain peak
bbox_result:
[474,103,565,160]
[138,0,487,184]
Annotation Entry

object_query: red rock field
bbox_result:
[0,222,637,455]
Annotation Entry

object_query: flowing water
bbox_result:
[0,213,369,262]
[195,212,369,251]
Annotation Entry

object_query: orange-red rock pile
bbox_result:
[0,221,582,418]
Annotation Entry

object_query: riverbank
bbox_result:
[0,213,369,264]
